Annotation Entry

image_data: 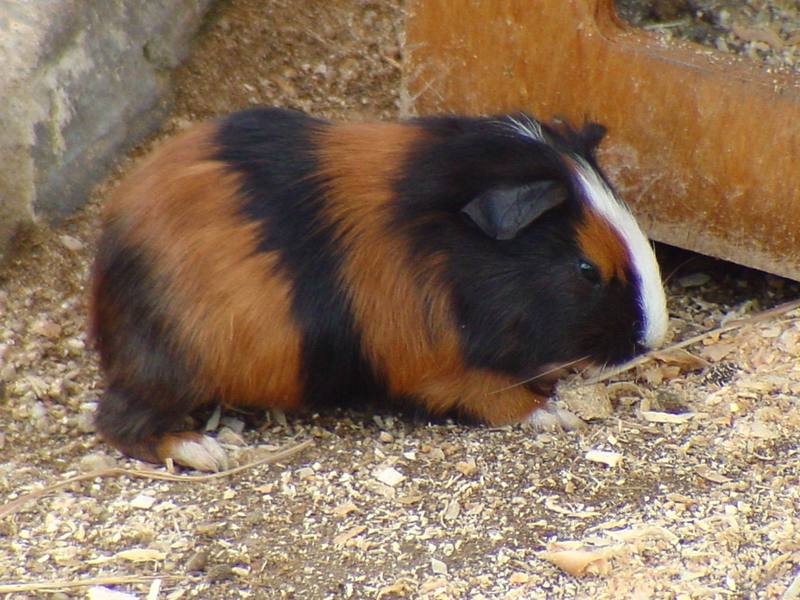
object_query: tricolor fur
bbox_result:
[91,108,667,469]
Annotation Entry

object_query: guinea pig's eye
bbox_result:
[577,258,600,284]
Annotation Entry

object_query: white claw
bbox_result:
[168,435,229,472]
[526,403,586,432]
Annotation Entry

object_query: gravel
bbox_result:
[1,1,798,598]
[616,0,800,73]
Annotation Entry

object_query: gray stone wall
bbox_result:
[0,0,214,257]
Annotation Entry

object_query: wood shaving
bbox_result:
[1,1,798,598]
[640,410,696,424]
[585,450,623,468]
[538,546,613,577]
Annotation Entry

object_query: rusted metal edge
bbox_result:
[404,0,800,280]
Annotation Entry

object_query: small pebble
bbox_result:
[373,466,406,487]
[31,402,49,431]
[185,550,209,572]
[76,410,96,433]
[510,572,530,585]
[65,338,86,353]
[217,427,246,446]
[206,564,235,583]
[429,447,446,461]
[78,453,118,472]
[130,494,157,509]
[59,234,84,251]
[221,416,245,434]
[677,273,711,288]
[296,467,315,480]
[31,320,62,339]
[455,460,477,476]
[88,587,137,600]
[442,499,460,521]
[431,558,448,575]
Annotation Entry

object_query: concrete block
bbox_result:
[0,0,214,256]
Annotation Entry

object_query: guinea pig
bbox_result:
[90,107,668,471]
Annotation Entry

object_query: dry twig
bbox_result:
[0,439,313,520]
[0,575,196,594]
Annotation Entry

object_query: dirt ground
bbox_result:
[616,0,800,73]
[1,0,799,598]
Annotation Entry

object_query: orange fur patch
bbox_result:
[314,123,459,390]
[414,368,548,425]
[575,210,630,283]
[313,122,547,423]
[104,123,303,410]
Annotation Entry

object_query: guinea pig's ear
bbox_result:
[578,122,607,155]
[461,181,568,240]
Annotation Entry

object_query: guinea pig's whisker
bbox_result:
[487,355,590,395]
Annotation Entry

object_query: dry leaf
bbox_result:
[666,493,694,505]
[419,578,448,593]
[88,588,138,600]
[585,450,623,468]
[642,367,665,386]
[366,481,397,499]
[731,22,784,49]
[702,342,737,362]
[735,420,778,440]
[428,447,446,461]
[376,579,414,599]
[441,499,460,521]
[694,465,731,484]
[509,572,530,584]
[607,525,679,544]
[116,548,166,562]
[130,494,156,510]
[396,494,423,505]
[332,502,359,517]
[640,411,695,424]
[559,383,613,421]
[652,348,709,370]
[538,548,610,577]
[373,466,406,487]
[333,525,367,547]
[430,558,448,575]
[31,320,62,339]
[455,460,477,476]
[296,467,315,480]
[544,497,598,519]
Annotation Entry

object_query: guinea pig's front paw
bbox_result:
[157,432,230,472]
[525,402,586,432]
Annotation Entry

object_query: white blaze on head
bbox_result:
[573,159,668,349]
[503,115,668,349]
[505,115,545,143]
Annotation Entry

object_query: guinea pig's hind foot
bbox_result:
[525,403,585,432]
[156,432,230,472]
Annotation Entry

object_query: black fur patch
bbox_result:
[213,107,387,406]
[393,114,642,378]
[93,234,201,447]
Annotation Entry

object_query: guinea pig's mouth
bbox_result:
[516,357,595,395]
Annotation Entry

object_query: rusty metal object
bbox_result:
[404,0,800,280]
